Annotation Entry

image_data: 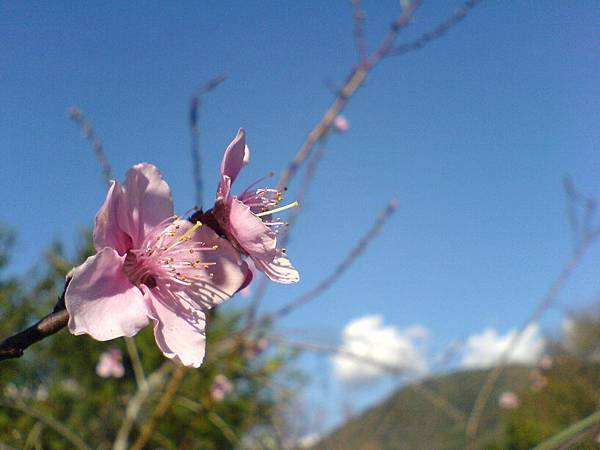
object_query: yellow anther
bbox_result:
[178,221,202,242]
[255,201,299,217]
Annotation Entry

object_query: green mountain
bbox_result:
[312,366,530,450]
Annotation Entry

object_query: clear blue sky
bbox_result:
[2,0,599,434]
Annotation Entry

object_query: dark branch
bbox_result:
[67,106,112,186]
[388,0,482,57]
[190,73,227,209]
[0,278,71,362]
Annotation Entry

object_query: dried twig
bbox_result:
[464,231,600,447]
[388,0,482,57]
[112,363,172,450]
[129,365,188,450]
[351,0,367,63]
[189,74,227,208]
[1,400,91,450]
[532,409,600,450]
[272,336,466,425]
[261,200,398,324]
[0,278,71,362]
[67,106,112,186]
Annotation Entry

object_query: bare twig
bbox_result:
[388,0,482,57]
[124,337,146,388]
[1,400,91,450]
[253,0,479,317]
[272,336,466,425]
[0,278,71,362]
[112,362,172,450]
[351,0,368,63]
[244,137,329,322]
[189,73,227,209]
[67,106,112,186]
[261,200,398,324]
[465,232,599,447]
[532,409,600,450]
[129,365,188,450]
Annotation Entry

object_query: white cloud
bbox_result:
[332,315,429,383]
[461,324,545,368]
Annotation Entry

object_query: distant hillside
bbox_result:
[312,366,530,450]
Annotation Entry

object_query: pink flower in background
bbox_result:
[96,349,125,378]
[210,129,300,284]
[65,163,250,368]
[498,391,520,409]
[244,337,269,358]
[210,374,233,402]
[538,354,553,371]
[332,115,349,133]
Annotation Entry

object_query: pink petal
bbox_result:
[65,248,150,341]
[218,129,247,196]
[118,163,174,248]
[171,223,249,310]
[145,288,206,368]
[253,252,300,284]
[229,197,277,259]
[237,262,253,294]
[93,181,133,255]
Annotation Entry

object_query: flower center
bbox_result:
[122,216,218,290]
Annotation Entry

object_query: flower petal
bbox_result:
[253,251,300,284]
[145,288,206,368]
[65,248,150,341]
[118,163,174,248]
[229,197,277,259]
[176,223,248,309]
[93,180,133,255]
[218,129,247,196]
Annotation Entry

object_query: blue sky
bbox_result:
[2,0,599,435]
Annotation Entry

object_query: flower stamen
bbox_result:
[255,201,299,217]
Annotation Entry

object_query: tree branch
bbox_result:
[0,278,71,362]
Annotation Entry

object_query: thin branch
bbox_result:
[281,137,328,247]
[124,336,146,388]
[464,232,599,447]
[129,365,188,450]
[1,400,91,450]
[189,73,227,209]
[275,2,429,193]
[272,336,466,425]
[388,0,482,57]
[261,200,398,324]
[244,137,329,322]
[112,362,172,450]
[0,278,71,362]
[351,0,368,63]
[532,409,600,450]
[67,106,112,186]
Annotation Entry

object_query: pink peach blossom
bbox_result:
[210,374,233,402]
[209,129,299,284]
[96,349,125,378]
[332,115,349,133]
[65,163,249,368]
[498,391,520,409]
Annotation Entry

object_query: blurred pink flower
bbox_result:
[529,368,548,392]
[244,337,269,358]
[65,163,250,368]
[211,129,299,284]
[498,391,520,409]
[96,349,125,378]
[538,354,553,371]
[210,374,233,402]
[332,115,349,133]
